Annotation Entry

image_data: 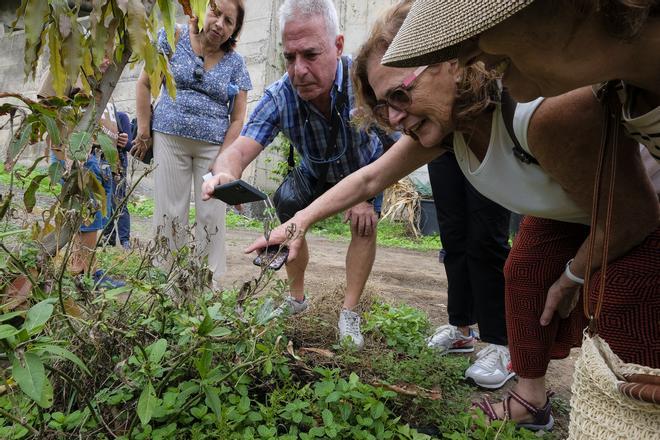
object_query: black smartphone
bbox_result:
[212,179,267,205]
[253,245,289,271]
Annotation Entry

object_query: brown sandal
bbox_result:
[472,390,555,432]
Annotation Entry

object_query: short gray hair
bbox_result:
[279,0,340,40]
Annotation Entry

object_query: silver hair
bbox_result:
[278,0,340,40]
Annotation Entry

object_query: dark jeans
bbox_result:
[102,173,131,246]
[428,153,510,345]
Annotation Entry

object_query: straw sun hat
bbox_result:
[382,0,536,67]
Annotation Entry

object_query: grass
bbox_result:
[1,163,442,252]
[123,197,441,251]
[0,163,59,196]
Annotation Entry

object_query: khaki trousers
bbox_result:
[152,132,226,284]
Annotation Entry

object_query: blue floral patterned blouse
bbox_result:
[152,25,253,145]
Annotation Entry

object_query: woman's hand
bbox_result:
[130,131,152,161]
[540,272,582,326]
[244,219,307,262]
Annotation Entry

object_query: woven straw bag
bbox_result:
[568,83,660,439]
[569,334,660,439]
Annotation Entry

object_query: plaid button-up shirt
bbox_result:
[241,56,386,183]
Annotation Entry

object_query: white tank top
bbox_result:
[618,82,660,162]
[453,98,591,225]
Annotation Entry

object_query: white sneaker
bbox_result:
[273,296,308,317]
[427,324,477,353]
[465,344,515,389]
[338,309,364,349]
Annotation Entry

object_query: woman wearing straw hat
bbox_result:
[381,0,660,163]
[245,0,660,431]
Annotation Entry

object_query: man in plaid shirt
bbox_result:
[202,0,393,349]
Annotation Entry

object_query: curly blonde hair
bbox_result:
[352,0,500,131]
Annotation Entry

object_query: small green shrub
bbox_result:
[363,302,431,355]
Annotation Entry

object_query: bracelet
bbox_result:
[564,258,585,285]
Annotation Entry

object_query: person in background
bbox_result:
[38,67,125,289]
[133,0,251,290]
[427,152,512,390]
[102,110,132,250]
[201,0,392,349]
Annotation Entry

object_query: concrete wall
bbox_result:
[0,0,397,193]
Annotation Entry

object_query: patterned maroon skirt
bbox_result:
[505,217,659,378]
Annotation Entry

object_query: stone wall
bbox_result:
[0,0,397,193]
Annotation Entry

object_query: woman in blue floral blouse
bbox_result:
[134,0,252,288]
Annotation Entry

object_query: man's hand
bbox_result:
[201,172,238,201]
[117,132,129,148]
[343,201,378,237]
[244,219,306,262]
[540,272,582,326]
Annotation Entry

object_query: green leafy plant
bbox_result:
[363,302,431,355]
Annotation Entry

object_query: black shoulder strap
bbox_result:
[500,90,539,166]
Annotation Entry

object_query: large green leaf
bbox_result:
[22,0,49,79]
[157,0,177,50]
[194,344,212,379]
[203,385,223,424]
[0,324,19,340]
[48,160,64,185]
[126,0,149,61]
[96,132,118,168]
[137,381,157,425]
[61,15,84,86]
[69,132,92,161]
[24,299,55,335]
[12,352,52,408]
[47,26,67,97]
[41,115,61,146]
[8,122,34,163]
[207,326,231,337]
[31,343,92,376]
[190,0,207,30]
[23,173,48,213]
[197,310,214,336]
[147,339,167,365]
[91,13,109,67]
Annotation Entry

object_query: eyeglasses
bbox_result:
[302,106,350,164]
[193,66,205,81]
[193,55,205,81]
[372,65,428,127]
